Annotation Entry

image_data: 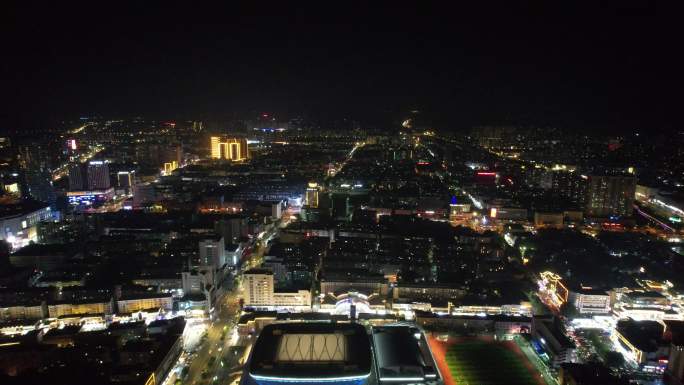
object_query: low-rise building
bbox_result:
[47,300,114,318]
[243,269,274,307]
[415,311,532,334]
[614,319,669,371]
[273,290,311,308]
[394,283,464,302]
[569,288,611,314]
[0,302,45,321]
[116,293,173,314]
[243,268,311,309]
[559,362,629,385]
[534,212,564,227]
[614,290,678,321]
[0,200,52,250]
[10,243,81,271]
[532,316,576,367]
[371,325,441,384]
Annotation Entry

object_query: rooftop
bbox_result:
[624,291,666,299]
[0,199,48,218]
[616,319,664,352]
[244,268,274,275]
[371,325,439,383]
[248,322,372,381]
[560,363,629,385]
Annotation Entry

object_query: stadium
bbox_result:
[245,323,442,385]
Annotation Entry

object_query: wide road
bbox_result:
[184,283,242,385]
[183,209,295,384]
[184,220,280,384]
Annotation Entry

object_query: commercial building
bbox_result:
[534,212,564,227]
[415,311,532,335]
[244,269,275,307]
[181,267,215,312]
[584,174,636,218]
[198,235,226,268]
[394,284,465,302]
[236,311,345,336]
[669,343,684,385]
[490,207,528,221]
[66,187,115,206]
[320,277,388,297]
[569,288,611,314]
[449,202,471,219]
[233,181,304,203]
[272,290,311,309]
[614,319,669,369]
[305,182,320,208]
[86,160,111,190]
[665,320,684,385]
[243,269,311,309]
[68,162,87,190]
[622,291,670,308]
[215,216,249,244]
[614,290,677,321]
[117,170,135,192]
[320,291,386,316]
[0,200,52,250]
[0,315,185,385]
[0,302,45,321]
[9,243,80,271]
[371,325,440,385]
[47,299,114,318]
[210,136,249,161]
[247,323,372,385]
[116,293,173,314]
[531,316,576,368]
[559,363,629,385]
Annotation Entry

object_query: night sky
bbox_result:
[1,2,682,133]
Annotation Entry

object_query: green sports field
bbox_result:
[444,339,542,385]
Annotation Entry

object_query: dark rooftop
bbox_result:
[11,243,77,256]
[624,291,666,299]
[244,268,274,275]
[560,362,629,385]
[616,319,664,353]
[0,199,48,218]
[371,325,439,383]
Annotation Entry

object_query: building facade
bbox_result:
[244,269,275,306]
[87,160,111,190]
[585,175,636,218]
[210,136,249,161]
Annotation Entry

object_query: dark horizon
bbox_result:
[1,2,682,134]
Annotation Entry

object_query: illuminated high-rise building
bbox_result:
[68,163,88,190]
[584,174,636,218]
[117,170,135,191]
[211,136,221,159]
[163,161,178,175]
[243,269,274,306]
[87,160,111,190]
[199,235,226,268]
[192,121,203,132]
[305,182,319,208]
[210,136,249,161]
